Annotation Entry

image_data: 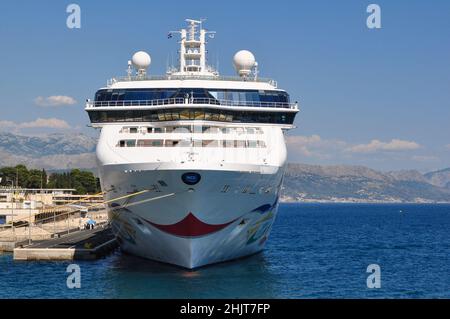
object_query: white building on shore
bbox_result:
[0,188,103,225]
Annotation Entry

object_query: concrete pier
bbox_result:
[13,226,118,261]
[0,240,23,252]
[0,210,109,252]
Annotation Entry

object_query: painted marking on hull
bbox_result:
[145,213,237,237]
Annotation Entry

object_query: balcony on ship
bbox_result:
[86,87,298,110]
[86,97,297,110]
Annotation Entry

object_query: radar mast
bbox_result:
[168,19,217,77]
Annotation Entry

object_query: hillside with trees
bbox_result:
[0,165,100,195]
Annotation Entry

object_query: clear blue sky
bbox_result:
[0,0,449,171]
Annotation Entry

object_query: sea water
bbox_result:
[1,204,449,298]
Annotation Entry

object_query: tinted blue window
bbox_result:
[174,88,209,98]
[94,88,289,104]
[246,92,259,102]
[95,89,176,102]
[260,94,273,102]
[88,108,296,124]
[220,91,228,100]
[127,91,141,100]
[117,91,126,100]
[161,90,176,99]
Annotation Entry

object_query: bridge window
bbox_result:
[94,88,290,105]
[95,89,177,102]
[88,108,295,125]
[180,110,190,120]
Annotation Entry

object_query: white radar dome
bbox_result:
[131,51,151,70]
[233,50,256,77]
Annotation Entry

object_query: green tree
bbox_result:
[47,169,99,194]
[0,166,16,186]
[1,165,99,194]
[41,169,47,188]
[27,169,44,188]
[15,164,29,188]
[69,169,98,194]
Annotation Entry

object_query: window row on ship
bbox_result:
[94,88,290,104]
[88,108,295,124]
[119,125,264,135]
[117,139,267,148]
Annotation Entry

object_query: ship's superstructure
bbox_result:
[86,19,299,268]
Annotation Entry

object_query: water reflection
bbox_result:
[106,250,280,298]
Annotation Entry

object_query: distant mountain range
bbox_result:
[424,168,450,189]
[0,132,97,170]
[0,132,449,203]
[282,164,450,203]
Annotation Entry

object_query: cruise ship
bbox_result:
[85,19,299,269]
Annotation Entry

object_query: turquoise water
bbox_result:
[1,204,449,298]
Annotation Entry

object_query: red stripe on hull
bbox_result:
[146,213,237,237]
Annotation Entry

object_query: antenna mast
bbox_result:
[169,19,217,77]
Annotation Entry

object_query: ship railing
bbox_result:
[86,98,298,110]
[107,75,278,87]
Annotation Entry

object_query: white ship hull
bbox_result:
[99,165,283,268]
[86,19,298,269]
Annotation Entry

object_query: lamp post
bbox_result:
[5,178,15,240]
[28,203,32,245]
[67,210,70,235]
